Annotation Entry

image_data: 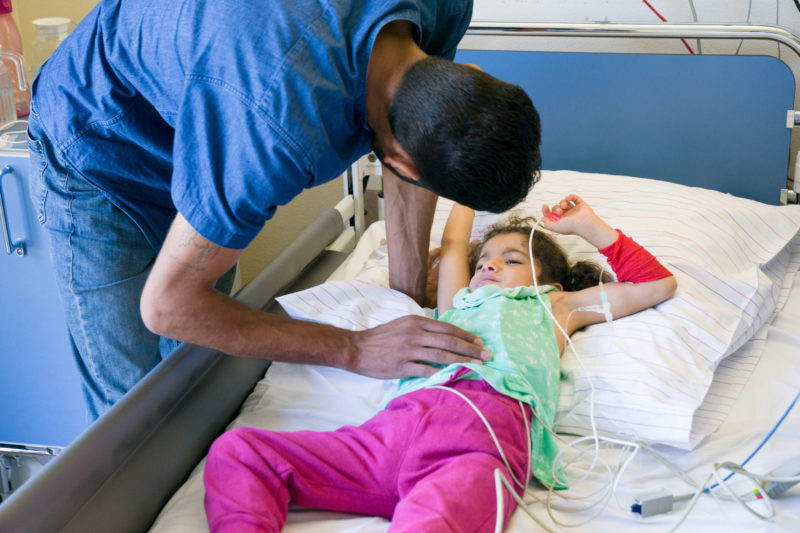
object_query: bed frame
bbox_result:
[457,22,800,205]
[1,22,799,532]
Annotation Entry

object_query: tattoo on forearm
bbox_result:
[170,226,220,271]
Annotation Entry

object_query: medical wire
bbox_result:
[642,0,694,54]
[735,0,752,55]
[428,212,798,532]
[524,215,798,529]
[669,461,800,531]
[523,214,647,527]
[426,385,532,493]
[640,390,799,500]
[686,0,701,54]
[704,390,799,492]
[635,390,800,531]
[523,214,796,530]
[427,213,640,532]
[424,385,554,533]
[736,0,781,59]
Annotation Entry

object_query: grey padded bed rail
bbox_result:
[0,206,347,532]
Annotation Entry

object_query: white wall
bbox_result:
[474,0,800,26]
[470,1,800,55]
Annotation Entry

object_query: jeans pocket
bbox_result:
[27,138,48,225]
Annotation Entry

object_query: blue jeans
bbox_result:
[27,110,234,421]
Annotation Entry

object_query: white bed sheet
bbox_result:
[150,237,800,533]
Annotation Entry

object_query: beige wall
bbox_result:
[11,0,342,288]
[11,0,96,73]
[238,179,343,286]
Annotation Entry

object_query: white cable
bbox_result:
[687,0,702,54]
[425,385,534,533]
[429,215,731,531]
[712,462,775,520]
[667,472,714,533]
[735,0,753,55]
[517,214,799,531]
[427,385,532,491]
[494,468,559,533]
[525,216,645,527]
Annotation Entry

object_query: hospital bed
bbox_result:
[2,22,800,532]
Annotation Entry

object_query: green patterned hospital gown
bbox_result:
[395,284,566,489]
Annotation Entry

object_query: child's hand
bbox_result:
[541,194,618,248]
[540,194,597,235]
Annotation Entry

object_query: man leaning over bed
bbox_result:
[28,0,542,420]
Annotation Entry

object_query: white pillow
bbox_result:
[278,170,800,449]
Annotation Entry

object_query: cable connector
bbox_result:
[631,489,674,518]
[760,455,800,498]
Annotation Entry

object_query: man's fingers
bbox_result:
[351,315,492,379]
[402,361,440,378]
[417,346,491,368]
[402,316,488,359]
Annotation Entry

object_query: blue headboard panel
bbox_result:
[455,50,794,205]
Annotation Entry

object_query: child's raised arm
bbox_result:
[542,195,677,336]
[437,203,476,314]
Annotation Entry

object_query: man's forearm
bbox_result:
[382,170,438,305]
[143,282,491,380]
[141,212,358,369]
[140,211,487,379]
[144,283,358,368]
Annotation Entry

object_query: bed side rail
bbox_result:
[0,202,350,532]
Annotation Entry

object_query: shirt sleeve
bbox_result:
[171,78,312,249]
[418,1,473,60]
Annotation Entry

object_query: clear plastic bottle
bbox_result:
[0,0,28,118]
[31,17,71,76]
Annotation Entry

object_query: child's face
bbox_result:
[469,233,537,291]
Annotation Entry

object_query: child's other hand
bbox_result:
[541,194,618,248]
[540,194,597,235]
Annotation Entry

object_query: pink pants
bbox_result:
[203,379,531,533]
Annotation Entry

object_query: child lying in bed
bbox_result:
[203,195,677,533]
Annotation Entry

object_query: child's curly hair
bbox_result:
[468,214,612,291]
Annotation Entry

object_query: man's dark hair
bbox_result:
[389,56,541,213]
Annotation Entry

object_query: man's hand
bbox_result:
[350,315,489,378]
[142,215,492,381]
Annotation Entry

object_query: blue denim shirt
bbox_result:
[32,0,471,249]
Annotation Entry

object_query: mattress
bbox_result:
[150,173,800,533]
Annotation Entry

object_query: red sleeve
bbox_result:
[598,230,673,283]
